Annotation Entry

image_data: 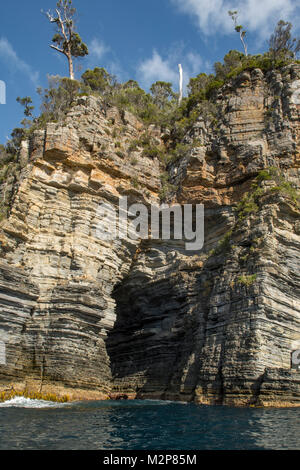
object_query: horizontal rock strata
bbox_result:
[0,66,300,406]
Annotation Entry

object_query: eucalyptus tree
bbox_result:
[228,10,248,57]
[44,0,88,80]
[269,20,300,63]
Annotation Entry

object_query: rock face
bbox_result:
[0,97,162,399]
[0,65,299,405]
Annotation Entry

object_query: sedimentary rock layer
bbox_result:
[0,65,299,405]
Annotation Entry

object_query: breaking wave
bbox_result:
[0,396,69,408]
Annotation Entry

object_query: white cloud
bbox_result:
[138,50,178,87]
[186,52,204,75]
[89,38,110,60]
[0,37,39,85]
[170,0,300,38]
[137,47,208,93]
[105,60,125,80]
[87,39,126,82]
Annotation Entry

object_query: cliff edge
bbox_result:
[0,64,299,406]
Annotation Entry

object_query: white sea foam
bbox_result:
[145,399,188,405]
[0,396,68,408]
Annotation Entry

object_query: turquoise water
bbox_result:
[0,398,299,450]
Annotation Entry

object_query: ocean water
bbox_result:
[0,397,299,450]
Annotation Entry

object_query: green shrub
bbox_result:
[257,167,299,206]
[159,172,177,200]
[271,182,300,206]
[237,167,299,219]
[237,274,257,286]
[0,202,8,222]
[256,169,273,183]
[128,140,140,153]
[131,176,140,189]
[236,189,260,220]
[209,230,232,256]
[142,144,161,159]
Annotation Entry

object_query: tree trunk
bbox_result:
[178,64,183,105]
[240,33,248,56]
[67,52,74,80]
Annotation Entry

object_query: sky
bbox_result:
[0,0,300,144]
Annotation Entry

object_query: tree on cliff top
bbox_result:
[44,0,88,80]
[228,10,248,57]
[16,97,34,118]
[81,67,117,95]
[37,76,81,123]
[269,20,300,63]
[150,81,176,109]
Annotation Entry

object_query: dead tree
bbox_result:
[178,64,183,105]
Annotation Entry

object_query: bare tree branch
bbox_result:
[45,10,57,23]
[55,8,68,43]
[50,45,64,54]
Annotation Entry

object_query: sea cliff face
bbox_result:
[0,65,299,406]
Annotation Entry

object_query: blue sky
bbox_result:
[0,0,299,144]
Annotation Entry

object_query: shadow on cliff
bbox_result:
[105,207,233,402]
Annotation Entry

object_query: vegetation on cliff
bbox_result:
[0,1,299,214]
[236,168,300,221]
[1,8,299,163]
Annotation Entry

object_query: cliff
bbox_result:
[0,64,299,406]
